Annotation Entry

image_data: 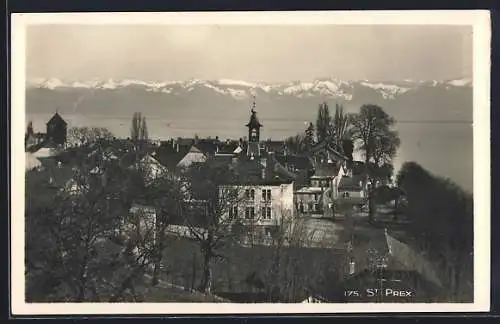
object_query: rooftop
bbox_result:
[295,187,325,194]
[46,112,68,126]
[245,109,263,129]
[338,174,365,190]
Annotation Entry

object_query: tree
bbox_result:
[350,104,400,223]
[25,142,181,301]
[67,126,114,147]
[341,139,354,161]
[25,121,35,147]
[331,103,351,151]
[180,160,247,294]
[316,102,331,144]
[26,146,131,301]
[140,116,149,142]
[304,122,315,150]
[396,162,473,301]
[132,155,182,287]
[130,112,149,144]
[284,133,307,155]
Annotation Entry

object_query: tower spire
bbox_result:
[251,93,256,112]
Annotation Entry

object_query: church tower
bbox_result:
[46,110,68,147]
[245,95,262,158]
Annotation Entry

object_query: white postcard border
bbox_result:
[10,10,491,315]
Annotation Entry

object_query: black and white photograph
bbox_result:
[11,11,490,314]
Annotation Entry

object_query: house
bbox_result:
[294,161,340,218]
[274,154,314,175]
[154,141,191,172]
[177,145,208,169]
[315,228,443,302]
[195,138,221,157]
[294,187,328,217]
[305,140,348,167]
[134,153,169,184]
[337,174,368,207]
[220,154,295,245]
[46,112,68,147]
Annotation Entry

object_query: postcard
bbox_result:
[11,10,491,315]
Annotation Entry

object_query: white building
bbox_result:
[219,153,296,245]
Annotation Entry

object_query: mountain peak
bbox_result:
[25,76,471,101]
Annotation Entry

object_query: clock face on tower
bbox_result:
[251,129,258,142]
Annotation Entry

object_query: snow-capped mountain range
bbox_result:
[26,76,472,101]
[25,76,473,130]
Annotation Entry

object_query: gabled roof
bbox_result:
[311,162,341,178]
[348,229,442,287]
[189,145,202,154]
[154,144,190,171]
[33,146,60,159]
[47,112,68,126]
[347,160,366,175]
[226,156,294,186]
[307,141,348,161]
[338,174,365,191]
[177,147,207,168]
[274,154,313,171]
[295,187,325,194]
[138,153,163,166]
[195,140,220,156]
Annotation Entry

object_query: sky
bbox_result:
[26,24,472,82]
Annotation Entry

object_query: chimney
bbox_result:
[176,142,180,153]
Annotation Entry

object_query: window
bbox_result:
[262,189,271,201]
[245,189,255,200]
[314,203,320,212]
[342,192,350,198]
[266,207,272,219]
[314,193,319,201]
[245,207,255,219]
[261,207,266,218]
[299,202,305,213]
[229,206,238,219]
